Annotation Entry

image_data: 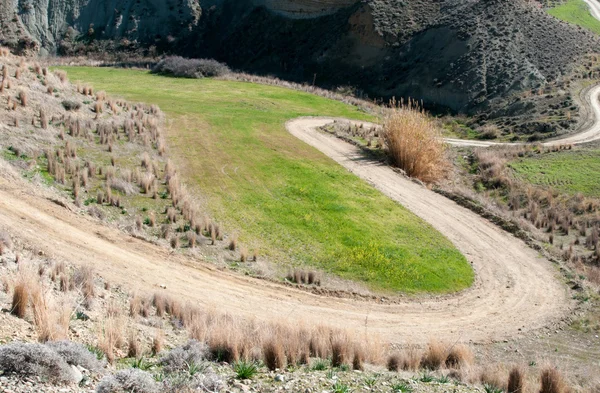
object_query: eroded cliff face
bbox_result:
[2,0,599,120]
[3,0,201,54]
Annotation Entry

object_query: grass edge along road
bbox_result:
[59,67,473,294]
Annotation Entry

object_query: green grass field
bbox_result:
[510,149,600,196]
[548,0,600,35]
[59,67,472,294]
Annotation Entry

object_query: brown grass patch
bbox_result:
[420,339,447,370]
[445,343,473,369]
[383,101,448,183]
[540,367,566,393]
[263,338,286,371]
[11,279,29,318]
[508,366,525,393]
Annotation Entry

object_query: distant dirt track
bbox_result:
[0,110,575,343]
[445,84,600,147]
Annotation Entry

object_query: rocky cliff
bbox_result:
[2,0,599,120]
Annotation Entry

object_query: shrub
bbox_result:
[159,340,208,374]
[96,368,158,393]
[152,57,230,79]
[0,342,75,383]
[383,102,448,183]
[45,341,104,371]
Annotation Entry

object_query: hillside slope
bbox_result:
[2,0,599,124]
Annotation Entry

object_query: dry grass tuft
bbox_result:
[420,339,447,370]
[539,367,566,393]
[508,366,525,393]
[263,339,286,371]
[383,100,448,183]
[18,90,27,107]
[445,343,473,369]
[127,330,143,358]
[387,353,400,371]
[152,330,164,356]
[11,279,29,319]
[98,316,123,364]
[331,336,348,368]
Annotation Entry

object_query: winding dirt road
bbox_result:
[0,108,579,345]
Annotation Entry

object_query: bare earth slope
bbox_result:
[0,120,571,345]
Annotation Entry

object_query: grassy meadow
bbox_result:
[548,0,600,35]
[510,149,600,196]
[59,67,473,294]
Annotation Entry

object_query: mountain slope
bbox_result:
[2,0,599,124]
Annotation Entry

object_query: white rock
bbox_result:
[70,364,83,384]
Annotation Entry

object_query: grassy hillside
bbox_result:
[548,0,600,35]
[510,149,600,196]
[59,67,473,294]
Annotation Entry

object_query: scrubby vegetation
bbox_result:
[151,56,231,79]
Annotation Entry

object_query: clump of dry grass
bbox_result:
[228,235,237,251]
[263,339,285,371]
[127,330,143,358]
[73,265,95,308]
[540,367,566,393]
[420,339,447,370]
[508,366,525,393]
[98,315,123,364]
[383,100,448,183]
[18,90,27,107]
[11,277,29,319]
[445,343,473,369]
[331,336,348,368]
[152,330,164,356]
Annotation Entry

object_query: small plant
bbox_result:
[233,360,258,380]
[332,381,351,393]
[392,382,413,393]
[131,357,152,371]
[419,373,434,383]
[86,345,105,361]
[484,383,504,393]
[436,375,450,383]
[364,375,378,389]
[311,358,329,371]
[187,360,205,376]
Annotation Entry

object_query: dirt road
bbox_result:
[445,84,600,147]
[0,117,571,344]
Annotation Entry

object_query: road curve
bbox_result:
[584,0,600,22]
[446,84,600,147]
[0,116,571,345]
